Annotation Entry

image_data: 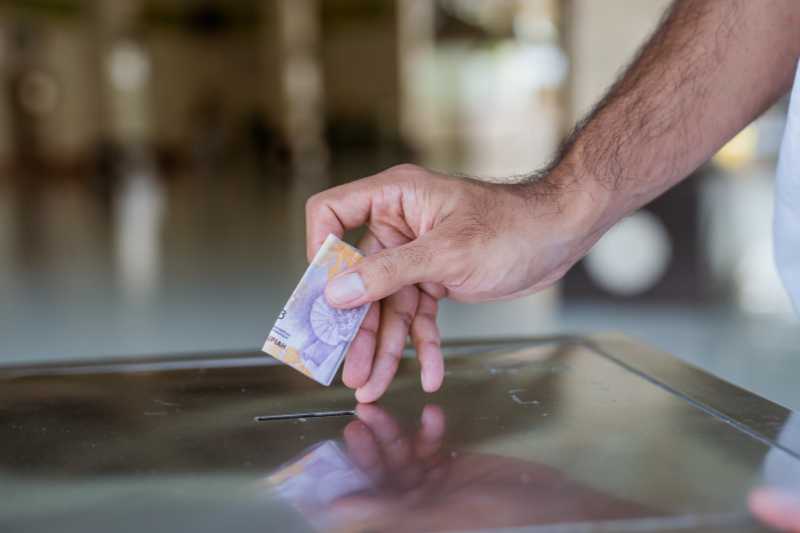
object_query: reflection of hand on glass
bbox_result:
[340,403,448,506]
[750,488,800,532]
[328,403,649,533]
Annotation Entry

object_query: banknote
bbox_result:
[263,234,370,385]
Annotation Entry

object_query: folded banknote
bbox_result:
[263,234,370,385]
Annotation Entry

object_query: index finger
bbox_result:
[305,177,378,261]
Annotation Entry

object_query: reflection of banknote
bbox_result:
[264,440,372,511]
[263,234,370,385]
[260,440,373,531]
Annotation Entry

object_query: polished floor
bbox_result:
[1,164,799,411]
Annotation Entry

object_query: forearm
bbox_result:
[548,0,800,232]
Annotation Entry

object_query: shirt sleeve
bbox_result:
[774,58,800,314]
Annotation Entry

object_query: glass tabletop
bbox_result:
[0,336,789,532]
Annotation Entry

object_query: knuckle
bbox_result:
[435,234,461,255]
[402,243,432,269]
[360,319,379,336]
[383,349,403,362]
[386,163,422,176]
[418,338,441,351]
[305,193,323,215]
[415,307,437,322]
[393,309,415,329]
[373,254,398,282]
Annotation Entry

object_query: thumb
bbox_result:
[325,238,440,308]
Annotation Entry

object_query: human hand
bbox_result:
[750,487,800,532]
[306,164,607,402]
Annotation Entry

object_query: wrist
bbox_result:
[520,164,620,245]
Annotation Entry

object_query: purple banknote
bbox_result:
[263,234,370,385]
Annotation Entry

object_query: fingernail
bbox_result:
[421,365,440,392]
[421,368,432,391]
[355,387,376,404]
[422,371,439,392]
[326,272,365,305]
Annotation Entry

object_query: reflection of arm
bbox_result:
[552,0,800,235]
[356,453,652,533]
[332,404,651,532]
[422,453,652,526]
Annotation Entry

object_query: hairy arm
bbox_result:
[550,0,800,233]
[304,0,800,402]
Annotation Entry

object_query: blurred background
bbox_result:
[1,0,798,406]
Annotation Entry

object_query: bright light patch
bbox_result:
[108,42,150,93]
[585,210,672,296]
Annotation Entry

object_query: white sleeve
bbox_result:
[774,58,800,314]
